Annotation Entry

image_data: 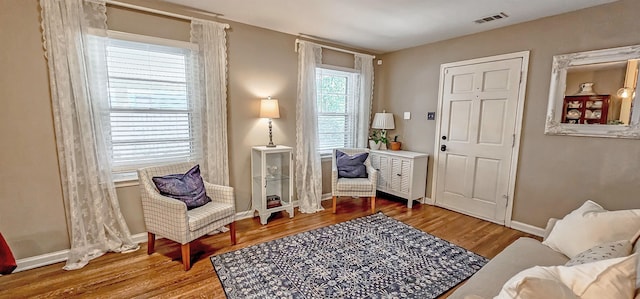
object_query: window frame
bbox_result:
[99,31,201,182]
[315,64,361,158]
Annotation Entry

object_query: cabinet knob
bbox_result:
[396,173,401,176]
[375,168,380,171]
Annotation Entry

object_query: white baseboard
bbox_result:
[321,193,332,201]
[131,232,149,244]
[510,221,545,237]
[422,197,434,205]
[234,210,255,221]
[14,249,69,273]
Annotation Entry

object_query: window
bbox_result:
[104,35,200,177]
[315,66,360,155]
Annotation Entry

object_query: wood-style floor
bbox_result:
[0,195,537,298]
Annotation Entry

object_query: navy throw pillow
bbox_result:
[336,150,369,178]
[152,165,211,210]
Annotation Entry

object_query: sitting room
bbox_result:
[1,0,639,298]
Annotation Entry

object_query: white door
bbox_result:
[435,57,523,224]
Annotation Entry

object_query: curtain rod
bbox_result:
[105,0,229,28]
[295,39,375,59]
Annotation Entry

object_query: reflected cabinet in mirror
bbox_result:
[545,44,640,138]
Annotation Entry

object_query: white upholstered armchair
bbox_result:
[137,162,236,270]
[331,148,377,214]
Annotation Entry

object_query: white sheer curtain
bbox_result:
[355,55,375,148]
[190,20,230,186]
[295,41,324,213]
[40,0,138,270]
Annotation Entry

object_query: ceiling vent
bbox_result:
[474,12,509,24]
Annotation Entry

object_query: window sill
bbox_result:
[113,173,139,188]
[320,153,333,161]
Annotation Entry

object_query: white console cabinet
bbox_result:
[369,150,428,208]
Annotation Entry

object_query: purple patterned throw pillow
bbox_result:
[336,150,369,178]
[152,165,211,210]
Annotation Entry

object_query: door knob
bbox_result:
[442,136,447,140]
[440,145,447,152]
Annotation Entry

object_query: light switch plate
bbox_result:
[404,112,411,120]
[427,112,436,120]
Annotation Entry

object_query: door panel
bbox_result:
[449,100,473,142]
[478,99,507,145]
[390,158,411,194]
[378,155,389,190]
[443,154,467,197]
[435,57,522,224]
[482,69,511,91]
[451,73,474,93]
[472,157,501,203]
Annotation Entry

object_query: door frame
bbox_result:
[431,51,530,227]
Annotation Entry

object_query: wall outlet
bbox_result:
[427,112,436,120]
[404,112,411,120]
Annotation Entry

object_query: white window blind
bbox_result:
[315,67,360,155]
[105,37,200,175]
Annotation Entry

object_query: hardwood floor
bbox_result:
[0,195,537,298]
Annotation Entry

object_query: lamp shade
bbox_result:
[372,112,395,129]
[259,97,280,119]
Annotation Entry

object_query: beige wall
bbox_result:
[0,0,351,259]
[0,0,70,259]
[375,0,640,228]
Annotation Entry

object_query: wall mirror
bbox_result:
[545,44,640,138]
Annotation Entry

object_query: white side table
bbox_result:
[251,146,294,225]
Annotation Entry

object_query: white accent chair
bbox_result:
[137,162,236,270]
[331,148,378,214]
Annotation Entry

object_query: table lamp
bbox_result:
[260,96,280,147]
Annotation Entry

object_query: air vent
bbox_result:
[474,12,509,24]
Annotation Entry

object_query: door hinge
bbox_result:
[512,134,516,148]
[502,195,509,206]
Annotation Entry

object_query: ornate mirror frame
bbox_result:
[545,44,640,138]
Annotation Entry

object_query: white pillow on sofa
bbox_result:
[542,200,640,258]
[495,254,637,299]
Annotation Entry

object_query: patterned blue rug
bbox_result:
[210,213,488,298]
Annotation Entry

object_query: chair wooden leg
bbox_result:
[147,232,155,255]
[371,196,376,213]
[332,196,337,213]
[230,222,237,245]
[181,243,191,271]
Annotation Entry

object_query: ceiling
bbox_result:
[163,0,617,53]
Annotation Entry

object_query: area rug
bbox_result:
[210,213,488,299]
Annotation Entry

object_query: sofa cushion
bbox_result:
[542,200,640,258]
[336,177,374,192]
[565,240,632,267]
[187,201,235,232]
[503,277,579,299]
[495,254,637,299]
[448,237,570,299]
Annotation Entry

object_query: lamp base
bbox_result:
[266,118,276,147]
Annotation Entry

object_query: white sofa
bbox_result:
[449,218,640,298]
